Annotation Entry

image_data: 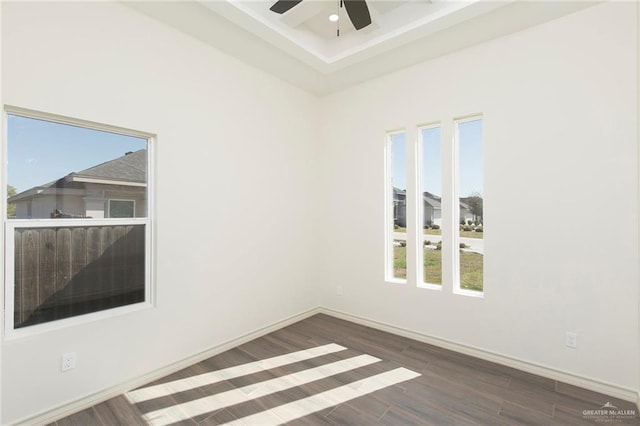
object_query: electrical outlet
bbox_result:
[565,332,577,349]
[61,352,76,372]
[337,285,343,296]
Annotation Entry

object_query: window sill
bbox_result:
[385,278,407,285]
[417,283,443,291]
[4,301,154,341]
[453,288,484,299]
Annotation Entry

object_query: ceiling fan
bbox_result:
[269,0,372,31]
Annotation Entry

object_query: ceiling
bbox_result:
[125,0,598,96]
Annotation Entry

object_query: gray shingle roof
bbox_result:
[74,149,146,183]
[8,149,147,202]
[423,192,441,209]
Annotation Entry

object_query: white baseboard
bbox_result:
[12,307,322,426]
[12,305,639,425]
[319,307,638,403]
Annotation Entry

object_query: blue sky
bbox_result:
[7,114,147,193]
[391,119,483,197]
[421,126,442,196]
[458,119,483,197]
[8,114,482,197]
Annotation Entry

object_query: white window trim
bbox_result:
[3,106,156,339]
[5,219,152,339]
[108,198,136,218]
[384,130,407,284]
[452,114,484,298]
[417,122,443,291]
[4,105,153,139]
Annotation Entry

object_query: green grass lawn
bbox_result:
[423,249,442,285]
[393,245,483,291]
[393,245,407,279]
[459,251,483,291]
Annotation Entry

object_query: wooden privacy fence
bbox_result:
[13,224,145,328]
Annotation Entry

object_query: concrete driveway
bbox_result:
[393,232,484,255]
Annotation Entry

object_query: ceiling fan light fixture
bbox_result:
[329,13,339,22]
[270,0,371,30]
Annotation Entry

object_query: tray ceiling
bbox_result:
[125,1,598,95]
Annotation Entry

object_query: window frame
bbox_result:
[384,129,408,284]
[417,122,443,291]
[3,106,156,339]
[452,114,484,298]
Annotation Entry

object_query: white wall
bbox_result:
[1,0,639,423]
[319,1,639,394]
[1,2,320,423]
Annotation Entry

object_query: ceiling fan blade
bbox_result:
[270,0,303,14]
[343,0,371,30]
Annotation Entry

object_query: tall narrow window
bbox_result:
[419,125,442,287]
[455,117,483,293]
[5,108,153,335]
[385,132,407,282]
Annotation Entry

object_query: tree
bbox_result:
[7,185,17,217]
[465,192,483,224]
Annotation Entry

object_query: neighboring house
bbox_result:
[393,187,406,227]
[459,200,474,224]
[8,149,147,219]
[422,191,441,227]
[460,196,484,224]
[394,188,475,228]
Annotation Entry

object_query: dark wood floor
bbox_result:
[53,314,639,425]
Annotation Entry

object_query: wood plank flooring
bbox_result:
[53,314,639,425]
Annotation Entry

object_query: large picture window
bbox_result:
[5,107,153,335]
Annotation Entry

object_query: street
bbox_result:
[392,232,484,255]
